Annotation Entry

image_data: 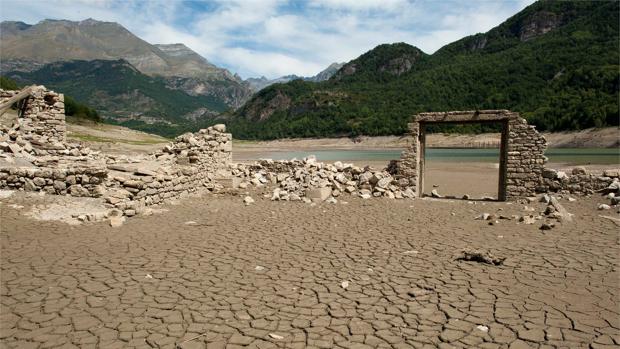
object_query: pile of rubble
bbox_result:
[596,178,620,210]
[231,156,415,202]
[541,166,619,195]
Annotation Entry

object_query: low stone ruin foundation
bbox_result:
[0,87,617,219]
[0,86,232,219]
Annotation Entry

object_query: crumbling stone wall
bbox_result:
[541,167,619,195]
[394,110,548,200]
[0,86,234,217]
[104,126,233,216]
[0,166,107,197]
[505,116,547,198]
[0,87,66,145]
[0,124,233,216]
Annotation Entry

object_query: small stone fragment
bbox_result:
[109,216,125,227]
[476,213,491,220]
[540,222,555,230]
[476,325,489,332]
[456,249,505,266]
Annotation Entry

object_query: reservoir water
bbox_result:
[262,148,620,165]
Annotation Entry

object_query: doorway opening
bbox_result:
[418,120,508,201]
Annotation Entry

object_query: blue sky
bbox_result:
[0,0,535,79]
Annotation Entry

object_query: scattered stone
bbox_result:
[306,187,332,202]
[431,189,442,198]
[243,196,255,205]
[109,216,125,227]
[519,215,536,225]
[549,197,573,222]
[456,249,505,266]
[544,205,556,215]
[598,204,611,210]
[539,194,551,204]
[254,265,265,271]
[476,213,491,221]
[268,333,284,340]
[341,280,349,289]
[476,325,489,333]
[540,222,555,230]
[572,166,587,175]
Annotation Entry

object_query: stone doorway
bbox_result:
[394,110,547,201]
[419,120,506,200]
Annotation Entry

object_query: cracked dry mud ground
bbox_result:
[1,195,618,349]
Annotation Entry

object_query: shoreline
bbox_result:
[232,126,619,150]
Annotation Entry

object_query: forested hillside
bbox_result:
[225,0,619,139]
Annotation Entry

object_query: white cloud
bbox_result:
[0,0,537,79]
[308,0,410,12]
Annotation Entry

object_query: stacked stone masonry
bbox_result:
[104,127,232,216]
[0,87,66,145]
[393,110,549,200]
[0,86,233,217]
[0,91,617,212]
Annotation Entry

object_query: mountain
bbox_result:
[7,59,226,137]
[245,62,345,92]
[308,62,345,82]
[224,0,619,140]
[0,18,252,110]
[245,75,302,92]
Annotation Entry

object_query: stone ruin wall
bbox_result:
[0,89,616,210]
[0,87,66,146]
[505,116,547,198]
[104,127,232,216]
[0,86,233,217]
[392,110,618,200]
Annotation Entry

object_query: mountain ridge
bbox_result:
[245,62,345,92]
[0,18,253,110]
